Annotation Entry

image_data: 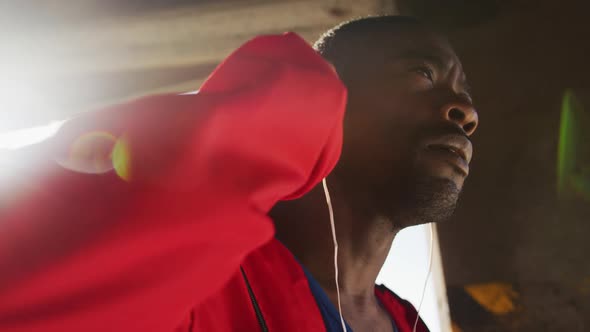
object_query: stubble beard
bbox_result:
[389,175,461,229]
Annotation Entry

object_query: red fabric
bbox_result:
[375,284,430,332]
[179,238,429,332]
[0,32,427,332]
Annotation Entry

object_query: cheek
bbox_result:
[340,108,420,178]
[339,83,433,170]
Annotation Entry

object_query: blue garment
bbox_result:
[301,264,399,332]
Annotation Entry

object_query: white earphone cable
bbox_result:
[322,178,348,332]
[412,222,435,332]
[323,178,434,332]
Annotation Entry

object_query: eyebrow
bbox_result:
[395,50,450,73]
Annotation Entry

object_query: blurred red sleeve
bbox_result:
[0,32,346,332]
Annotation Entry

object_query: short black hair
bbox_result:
[313,15,422,66]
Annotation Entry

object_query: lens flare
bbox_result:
[57,131,133,182]
[112,136,132,181]
[58,131,117,174]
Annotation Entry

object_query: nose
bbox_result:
[441,97,479,136]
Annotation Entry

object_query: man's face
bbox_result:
[333,25,478,227]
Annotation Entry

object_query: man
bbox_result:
[0,16,477,332]
[272,16,477,332]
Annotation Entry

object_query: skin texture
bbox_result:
[272,22,478,332]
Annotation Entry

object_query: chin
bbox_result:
[421,162,467,190]
[392,176,461,228]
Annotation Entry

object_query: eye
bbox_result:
[412,65,435,82]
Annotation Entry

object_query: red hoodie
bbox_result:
[0,33,429,332]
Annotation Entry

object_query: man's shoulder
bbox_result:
[374,283,415,310]
[374,284,430,332]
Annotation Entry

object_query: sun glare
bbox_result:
[0,121,65,150]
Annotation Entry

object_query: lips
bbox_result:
[423,134,473,175]
[428,144,466,161]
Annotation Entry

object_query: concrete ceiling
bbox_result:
[0,0,395,131]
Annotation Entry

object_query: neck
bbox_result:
[272,183,400,302]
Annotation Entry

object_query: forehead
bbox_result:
[361,25,468,86]
[369,26,461,67]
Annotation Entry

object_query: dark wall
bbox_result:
[399,0,590,330]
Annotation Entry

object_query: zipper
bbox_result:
[240,266,269,332]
